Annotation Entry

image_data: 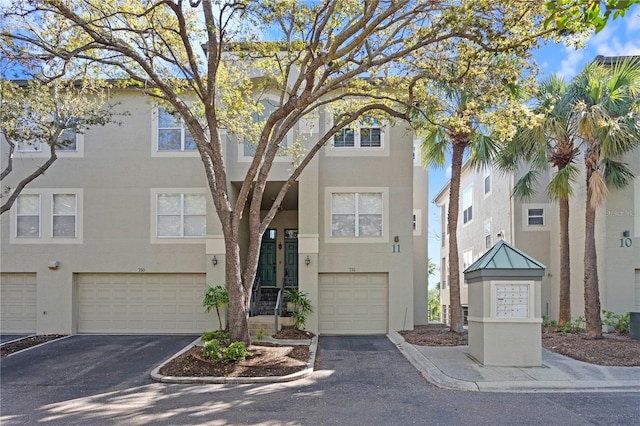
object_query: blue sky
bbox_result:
[427,5,640,289]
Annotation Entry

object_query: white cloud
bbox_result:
[624,8,640,34]
[557,46,585,78]
[588,15,640,57]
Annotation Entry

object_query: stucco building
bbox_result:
[0,87,429,336]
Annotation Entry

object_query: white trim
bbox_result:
[14,132,85,158]
[325,115,390,157]
[150,188,207,244]
[10,189,83,244]
[483,166,492,197]
[484,219,492,249]
[413,209,422,236]
[324,187,389,243]
[522,204,549,231]
[151,106,200,158]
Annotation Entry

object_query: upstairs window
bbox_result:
[462,187,473,224]
[331,192,383,238]
[333,118,382,149]
[484,167,491,194]
[157,107,196,151]
[528,208,545,226]
[156,193,206,237]
[484,221,491,249]
[16,194,40,238]
[52,194,77,237]
[16,119,79,152]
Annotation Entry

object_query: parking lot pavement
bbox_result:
[0,335,28,344]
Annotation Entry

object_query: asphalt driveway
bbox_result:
[0,334,197,421]
[1,335,639,425]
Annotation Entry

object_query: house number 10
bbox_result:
[619,238,632,248]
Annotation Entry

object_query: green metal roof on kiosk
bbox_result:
[463,239,546,283]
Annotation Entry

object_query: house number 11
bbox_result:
[392,244,401,253]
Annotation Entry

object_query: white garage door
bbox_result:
[1,273,37,334]
[319,273,387,335]
[77,273,207,334]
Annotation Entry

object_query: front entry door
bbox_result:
[284,229,298,287]
[258,230,277,286]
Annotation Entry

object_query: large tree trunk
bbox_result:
[224,231,252,345]
[558,196,571,326]
[447,141,466,334]
[583,166,602,339]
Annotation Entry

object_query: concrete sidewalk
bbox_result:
[388,332,640,393]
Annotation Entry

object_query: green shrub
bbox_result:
[557,316,585,334]
[283,288,313,330]
[257,327,266,340]
[201,330,229,344]
[224,342,251,363]
[602,310,630,335]
[202,340,223,361]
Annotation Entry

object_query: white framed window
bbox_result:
[157,193,206,237]
[16,194,40,238]
[325,187,389,243]
[528,208,544,225]
[157,107,196,152]
[413,209,422,236]
[522,204,550,231]
[484,167,491,195]
[11,189,83,244]
[484,220,491,249]
[441,258,447,289]
[151,189,207,243]
[15,126,83,157]
[52,194,77,238]
[462,187,473,224]
[463,250,473,270]
[326,115,389,157]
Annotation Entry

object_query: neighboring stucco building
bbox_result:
[434,150,640,326]
[0,87,429,336]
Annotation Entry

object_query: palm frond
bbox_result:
[419,126,449,168]
[547,163,579,200]
[512,170,540,201]
[602,159,635,189]
[588,170,610,208]
[469,134,497,169]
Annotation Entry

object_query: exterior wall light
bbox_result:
[48,260,59,270]
[305,256,311,266]
[211,256,218,266]
[622,230,630,237]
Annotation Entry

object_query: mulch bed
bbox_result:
[1,334,66,358]
[400,324,640,367]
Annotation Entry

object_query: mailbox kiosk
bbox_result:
[464,240,545,367]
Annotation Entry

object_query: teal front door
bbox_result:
[284,238,298,287]
[257,230,277,286]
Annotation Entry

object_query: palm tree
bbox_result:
[569,57,640,339]
[495,74,579,327]
[418,52,535,334]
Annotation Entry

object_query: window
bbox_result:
[528,208,545,226]
[11,189,83,244]
[157,107,196,151]
[16,194,40,238]
[331,192,383,238]
[156,193,206,237]
[413,209,422,236]
[52,194,76,237]
[462,187,473,224]
[242,98,291,157]
[484,221,491,249]
[16,127,79,153]
[484,167,491,195]
[441,259,447,289]
[463,250,473,270]
[333,118,382,149]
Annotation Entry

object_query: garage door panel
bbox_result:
[77,273,206,334]
[319,273,387,335]
[1,273,37,333]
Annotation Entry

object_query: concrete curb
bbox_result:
[388,332,640,393]
[2,335,73,358]
[151,336,318,384]
[387,332,479,392]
